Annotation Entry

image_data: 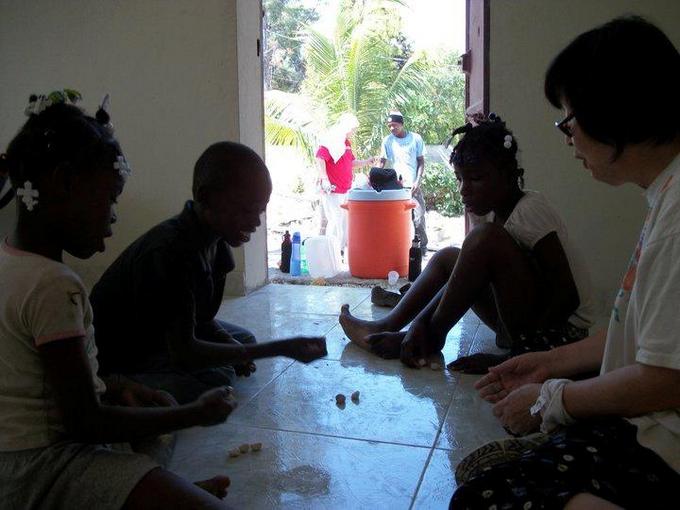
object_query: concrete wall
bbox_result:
[0,0,264,295]
[237,0,268,293]
[488,0,680,314]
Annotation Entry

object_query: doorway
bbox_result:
[262,0,467,284]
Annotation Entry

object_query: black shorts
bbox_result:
[450,418,679,509]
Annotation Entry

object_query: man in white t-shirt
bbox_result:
[379,111,427,254]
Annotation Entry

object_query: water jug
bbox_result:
[305,235,341,278]
[290,231,301,276]
[300,241,309,276]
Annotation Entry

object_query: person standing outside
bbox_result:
[379,111,428,254]
[315,112,375,257]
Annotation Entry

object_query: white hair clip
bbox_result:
[113,155,131,177]
[17,181,39,211]
[24,96,52,117]
[503,134,513,149]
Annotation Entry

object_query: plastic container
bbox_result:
[408,235,422,282]
[341,188,415,278]
[305,235,341,278]
[280,231,292,273]
[290,231,301,276]
[300,242,309,276]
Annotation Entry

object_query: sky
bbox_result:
[401,0,466,53]
[308,0,466,54]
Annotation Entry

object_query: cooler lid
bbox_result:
[347,188,412,201]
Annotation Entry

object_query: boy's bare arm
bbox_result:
[166,313,326,370]
[39,338,235,444]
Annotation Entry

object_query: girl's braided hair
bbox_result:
[0,91,122,209]
[449,113,525,188]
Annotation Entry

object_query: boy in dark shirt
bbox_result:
[91,141,326,403]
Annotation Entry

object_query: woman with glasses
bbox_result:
[452,16,680,510]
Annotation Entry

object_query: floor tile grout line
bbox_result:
[408,320,480,510]
[234,360,297,408]
[227,421,446,451]
[407,372,464,510]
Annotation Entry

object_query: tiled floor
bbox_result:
[169,284,509,509]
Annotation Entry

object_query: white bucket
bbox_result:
[305,235,341,278]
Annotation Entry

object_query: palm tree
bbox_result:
[265,0,431,161]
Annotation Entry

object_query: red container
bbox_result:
[341,189,414,278]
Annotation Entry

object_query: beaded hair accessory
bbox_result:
[16,90,81,211]
[24,89,82,117]
[96,94,114,135]
[114,155,132,178]
[95,94,131,177]
[17,90,130,212]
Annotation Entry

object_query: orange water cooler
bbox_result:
[341,189,415,278]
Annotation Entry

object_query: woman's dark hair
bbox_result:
[449,113,525,187]
[545,15,680,156]
[0,96,122,209]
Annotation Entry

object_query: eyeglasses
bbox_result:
[555,113,575,137]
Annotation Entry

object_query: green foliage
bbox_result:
[264,0,466,168]
[264,90,321,163]
[293,175,305,194]
[421,161,464,217]
[299,0,428,159]
[263,0,323,92]
[401,53,466,145]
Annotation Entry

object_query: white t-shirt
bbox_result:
[601,153,680,473]
[471,191,595,329]
[380,131,424,187]
[0,241,106,452]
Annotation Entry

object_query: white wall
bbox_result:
[488,0,680,314]
[237,0,268,293]
[0,0,265,295]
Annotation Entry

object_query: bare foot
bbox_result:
[366,331,406,359]
[447,353,510,374]
[339,304,384,350]
[194,475,231,499]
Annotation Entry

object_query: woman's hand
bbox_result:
[475,351,552,403]
[492,384,542,436]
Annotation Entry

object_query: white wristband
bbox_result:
[530,378,575,433]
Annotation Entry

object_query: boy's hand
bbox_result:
[195,387,237,426]
[105,376,177,408]
[223,338,257,377]
[234,361,257,377]
[281,337,327,362]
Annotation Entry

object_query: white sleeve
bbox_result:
[380,137,389,160]
[24,271,88,346]
[504,194,566,249]
[633,234,680,370]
